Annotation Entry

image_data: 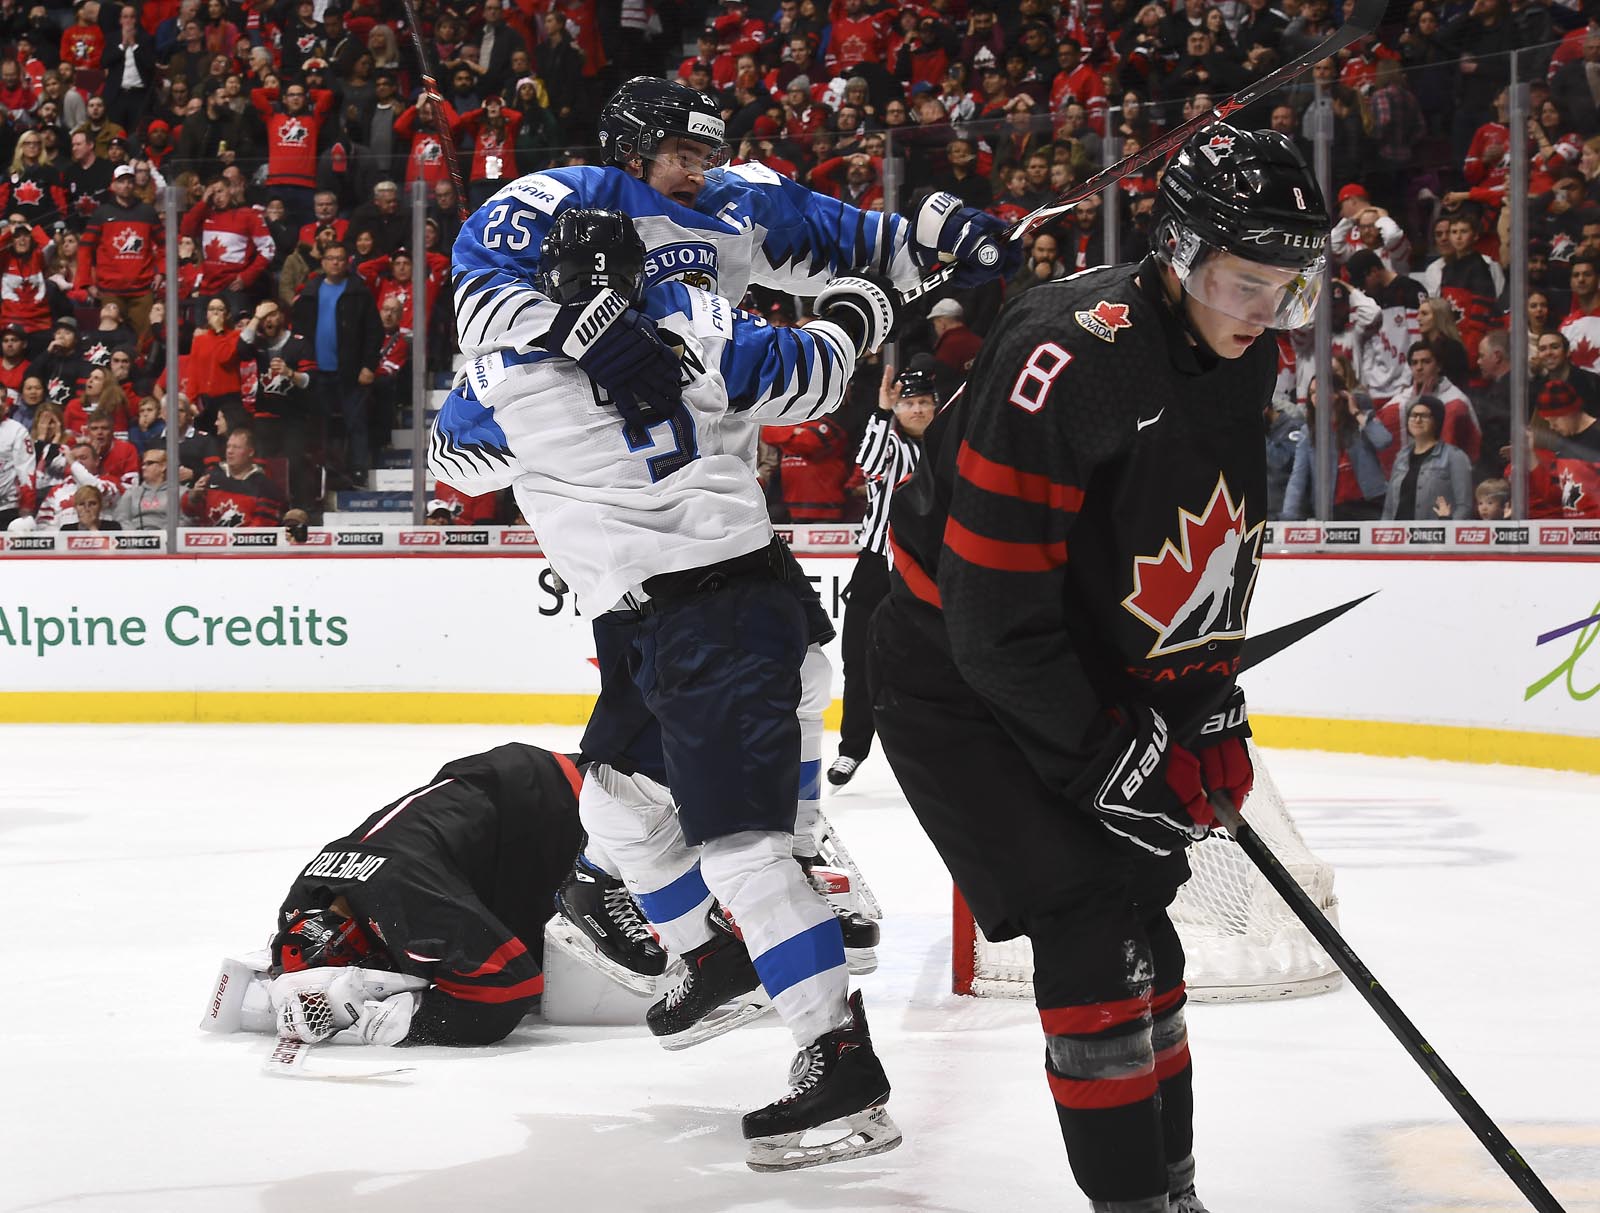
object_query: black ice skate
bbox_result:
[646,910,768,1050]
[1168,1186,1210,1213]
[548,856,667,995]
[826,755,859,785]
[798,854,880,975]
[742,990,903,1172]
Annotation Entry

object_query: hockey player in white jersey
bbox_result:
[449,77,1004,992]
[430,208,903,1171]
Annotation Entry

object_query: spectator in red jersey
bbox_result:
[394,94,463,195]
[2,134,68,234]
[0,325,29,416]
[77,166,163,336]
[251,78,336,231]
[62,1,107,70]
[825,0,886,75]
[189,296,248,432]
[238,298,315,509]
[296,191,349,252]
[185,427,286,526]
[1050,37,1107,133]
[1379,345,1481,471]
[809,152,882,209]
[82,412,139,483]
[63,367,130,434]
[0,218,54,356]
[180,169,276,317]
[25,437,123,528]
[458,94,523,211]
[1560,254,1600,371]
[763,416,852,522]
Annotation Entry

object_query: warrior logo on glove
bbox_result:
[1122,475,1264,659]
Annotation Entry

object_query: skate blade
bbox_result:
[655,994,771,1051]
[745,1105,903,1172]
[545,916,663,997]
[845,947,878,977]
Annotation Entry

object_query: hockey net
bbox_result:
[953,741,1342,1003]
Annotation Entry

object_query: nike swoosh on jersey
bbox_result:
[1136,410,1165,431]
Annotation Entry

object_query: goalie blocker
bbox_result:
[207,743,588,1048]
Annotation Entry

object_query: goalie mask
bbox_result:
[272,908,374,973]
[1153,123,1328,330]
[537,208,647,306]
[598,77,730,172]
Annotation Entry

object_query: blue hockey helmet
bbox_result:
[537,208,648,306]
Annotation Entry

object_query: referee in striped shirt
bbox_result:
[828,358,937,786]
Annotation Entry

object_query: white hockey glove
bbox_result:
[270,967,428,1044]
[813,273,899,357]
[350,990,422,1046]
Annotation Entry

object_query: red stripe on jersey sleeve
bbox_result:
[454,936,529,979]
[433,972,545,1003]
[888,529,942,608]
[1039,993,1152,1036]
[956,442,1084,512]
[944,516,1068,573]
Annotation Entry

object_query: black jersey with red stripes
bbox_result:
[885,257,1275,799]
[276,743,585,1046]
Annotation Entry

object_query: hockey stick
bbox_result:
[1238,591,1375,674]
[263,1036,415,1082]
[399,0,468,222]
[1209,791,1568,1212]
[901,0,1409,305]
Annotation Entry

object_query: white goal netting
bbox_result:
[955,741,1342,1003]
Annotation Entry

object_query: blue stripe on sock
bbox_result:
[799,758,822,803]
[752,918,846,999]
[635,865,711,925]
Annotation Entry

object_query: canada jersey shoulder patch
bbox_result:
[1074,300,1132,343]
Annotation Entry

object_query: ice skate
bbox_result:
[742,990,902,1172]
[797,854,880,975]
[549,855,667,995]
[1169,1186,1210,1213]
[647,910,767,1050]
[826,755,859,786]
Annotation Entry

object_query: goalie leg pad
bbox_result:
[580,762,713,955]
[702,829,849,1048]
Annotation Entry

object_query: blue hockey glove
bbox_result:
[543,288,682,424]
[909,192,1024,287]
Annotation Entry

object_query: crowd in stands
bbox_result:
[3,0,1600,536]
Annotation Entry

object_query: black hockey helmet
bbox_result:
[598,76,730,172]
[272,908,374,974]
[895,365,939,403]
[537,208,647,306]
[1152,123,1328,329]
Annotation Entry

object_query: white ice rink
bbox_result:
[3,724,1596,1213]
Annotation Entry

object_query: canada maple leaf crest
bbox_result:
[1570,332,1600,370]
[297,33,317,53]
[1120,475,1263,659]
[419,138,443,163]
[112,228,144,254]
[204,236,228,262]
[86,341,110,365]
[278,117,310,146]
[1075,299,1132,342]
[47,375,70,403]
[1559,467,1586,511]
[14,179,43,207]
[215,500,247,527]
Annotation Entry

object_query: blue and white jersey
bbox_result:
[451,162,923,357]
[428,281,856,613]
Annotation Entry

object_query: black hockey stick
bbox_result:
[902,0,1410,304]
[1238,591,1375,674]
[1209,792,1568,1212]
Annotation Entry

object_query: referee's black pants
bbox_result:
[837,548,890,761]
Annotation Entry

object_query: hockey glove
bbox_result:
[909,192,1023,287]
[272,968,365,1043]
[351,990,421,1046]
[542,288,682,425]
[1194,686,1254,813]
[1085,705,1213,859]
[813,272,900,356]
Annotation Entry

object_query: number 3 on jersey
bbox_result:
[591,382,700,483]
[1009,342,1073,413]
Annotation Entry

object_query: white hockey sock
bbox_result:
[702,829,849,1047]
[579,763,713,955]
[792,643,830,856]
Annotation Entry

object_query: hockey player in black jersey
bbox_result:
[869,124,1329,1213]
[265,743,587,1048]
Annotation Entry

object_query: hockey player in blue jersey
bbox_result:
[430,208,904,1171]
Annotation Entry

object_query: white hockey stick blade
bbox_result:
[746,1105,903,1173]
[545,914,663,996]
[816,811,882,920]
[263,1036,415,1082]
[656,994,772,1052]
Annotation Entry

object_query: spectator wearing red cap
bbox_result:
[1527,379,1600,517]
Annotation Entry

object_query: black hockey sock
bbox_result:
[1049,1088,1167,1204]
[1152,983,1195,1172]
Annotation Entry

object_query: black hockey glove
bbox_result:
[813,272,900,356]
[908,192,1024,287]
[542,288,682,425]
[1083,704,1213,859]
[1194,686,1254,814]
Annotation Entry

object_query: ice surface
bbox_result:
[2,724,1596,1212]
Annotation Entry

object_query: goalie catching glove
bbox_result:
[270,967,424,1046]
[812,273,899,357]
[908,192,1023,287]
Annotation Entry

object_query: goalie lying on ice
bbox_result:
[203,743,587,1047]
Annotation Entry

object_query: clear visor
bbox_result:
[1172,234,1325,330]
[651,140,731,174]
